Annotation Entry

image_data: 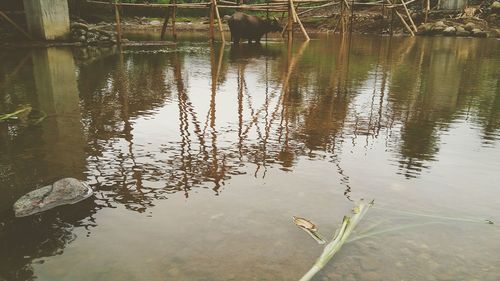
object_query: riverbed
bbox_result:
[1,34,499,281]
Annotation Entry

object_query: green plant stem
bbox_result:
[373,206,494,225]
[347,221,441,243]
[300,200,373,281]
[0,107,31,121]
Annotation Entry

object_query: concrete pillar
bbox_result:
[438,0,468,10]
[23,0,70,40]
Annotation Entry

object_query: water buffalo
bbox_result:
[227,12,281,44]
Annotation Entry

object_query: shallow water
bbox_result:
[1,34,499,281]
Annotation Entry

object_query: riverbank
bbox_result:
[1,2,499,46]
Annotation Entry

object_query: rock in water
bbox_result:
[13,178,93,217]
[491,1,500,12]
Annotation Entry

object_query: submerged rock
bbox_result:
[13,178,93,217]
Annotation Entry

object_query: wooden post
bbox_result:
[172,0,177,40]
[287,0,293,41]
[209,1,215,40]
[114,1,122,44]
[160,7,171,40]
[0,10,33,40]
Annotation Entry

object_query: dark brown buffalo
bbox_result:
[227,12,281,44]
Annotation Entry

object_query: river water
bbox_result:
[1,34,499,281]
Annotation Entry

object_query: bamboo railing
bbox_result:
[84,0,426,44]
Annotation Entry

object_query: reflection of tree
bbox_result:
[1,35,500,280]
[385,38,500,177]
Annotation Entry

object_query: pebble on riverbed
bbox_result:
[13,178,93,217]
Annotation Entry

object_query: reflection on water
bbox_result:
[0,35,499,281]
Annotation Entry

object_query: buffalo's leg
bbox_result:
[233,36,240,45]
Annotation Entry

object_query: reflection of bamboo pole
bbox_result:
[0,10,33,40]
[213,0,226,42]
[114,1,122,44]
[400,0,417,32]
[282,41,308,99]
[1,52,31,88]
[237,65,244,158]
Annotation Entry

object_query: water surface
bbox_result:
[1,34,499,281]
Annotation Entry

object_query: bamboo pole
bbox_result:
[0,10,33,40]
[424,0,429,23]
[172,0,177,39]
[88,0,210,7]
[400,0,417,32]
[289,0,310,41]
[396,11,414,35]
[218,5,286,11]
[114,1,122,44]
[298,2,339,16]
[209,1,215,40]
[386,0,414,36]
[160,7,171,40]
[287,0,293,40]
[213,0,226,42]
[389,6,394,35]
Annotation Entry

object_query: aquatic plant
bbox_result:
[0,105,32,122]
[297,201,495,281]
[299,199,373,281]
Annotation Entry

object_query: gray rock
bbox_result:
[464,22,476,32]
[455,26,470,36]
[443,26,456,35]
[431,25,445,34]
[149,20,161,26]
[71,22,89,31]
[492,28,500,38]
[13,178,93,217]
[417,23,433,34]
[471,28,488,37]
[491,1,500,12]
[434,21,446,27]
